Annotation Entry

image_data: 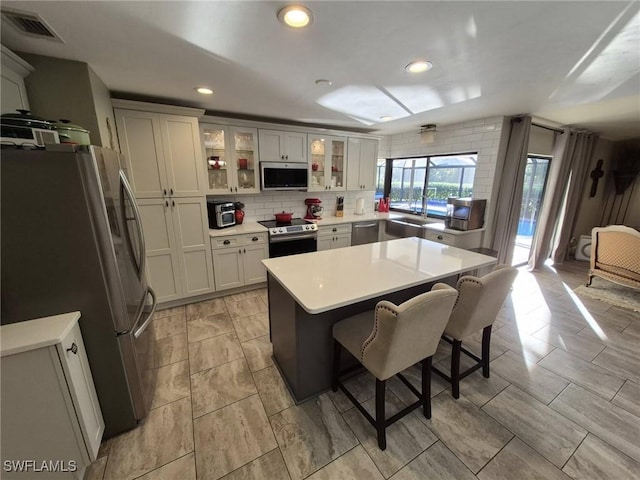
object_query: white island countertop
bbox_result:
[263,237,497,314]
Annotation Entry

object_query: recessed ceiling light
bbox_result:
[315,79,332,87]
[405,60,433,73]
[278,5,313,28]
[195,87,213,95]
[379,116,393,122]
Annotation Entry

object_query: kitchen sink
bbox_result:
[386,218,427,238]
[398,216,432,226]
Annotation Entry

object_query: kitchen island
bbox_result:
[262,237,497,402]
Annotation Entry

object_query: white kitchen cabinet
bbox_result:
[115,109,206,198]
[1,312,104,479]
[317,223,352,251]
[308,135,346,192]
[138,197,215,302]
[211,233,268,291]
[1,46,32,114]
[423,226,484,250]
[114,105,214,303]
[346,137,378,191]
[201,124,260,195]
[259,129,307,163]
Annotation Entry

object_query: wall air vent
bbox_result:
[1,8,63,42]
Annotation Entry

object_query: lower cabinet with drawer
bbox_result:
[1,312,104,480]
[211,233,268,290]
[423,228,484,249]
[318,223,352,251]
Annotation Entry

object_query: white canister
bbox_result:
[355,197,365,215]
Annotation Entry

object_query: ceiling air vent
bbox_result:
[1,8,63,42]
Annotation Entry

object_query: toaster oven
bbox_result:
[445,198,486,231]
[207,200,236,229]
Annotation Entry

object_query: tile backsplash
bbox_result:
[211,190,377,221]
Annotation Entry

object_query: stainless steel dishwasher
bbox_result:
[351,221,380,245]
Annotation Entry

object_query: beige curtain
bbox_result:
[528,130,598,269]
[490,116,532,265]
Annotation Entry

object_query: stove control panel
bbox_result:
[269,223,318,236]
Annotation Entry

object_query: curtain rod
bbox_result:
[532,122,564,134]
[513,116,564,134]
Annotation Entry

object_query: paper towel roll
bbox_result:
[355,197,365,215]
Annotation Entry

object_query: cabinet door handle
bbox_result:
[223,240,230,245]
[281,155,284,160]
[252,237,258,242]
[332,228,337,232]
[163,189,167,196]
[285,155,288,160]
[230,187,233,192]
[67,343,78,355]
[244,248,246,253]
[235,187,238,192]
[239,249,242,254]
[165,200,169,207]
[170,188,174,195]
[172,200,175,207]
[437,235,443,240]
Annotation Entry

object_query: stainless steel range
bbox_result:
[258,218,318,257]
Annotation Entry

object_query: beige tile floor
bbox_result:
[85,261,640,480]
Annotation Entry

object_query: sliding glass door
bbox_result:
[512,156,551,266]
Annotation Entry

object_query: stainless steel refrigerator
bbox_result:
[1,144,156,438]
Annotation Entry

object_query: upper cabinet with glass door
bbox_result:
[201,124,260,194]
[308,135,346,192]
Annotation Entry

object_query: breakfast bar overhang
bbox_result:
[262,237,497,403]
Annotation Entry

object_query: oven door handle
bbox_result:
[270,234,317,243]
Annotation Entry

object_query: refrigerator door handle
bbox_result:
[120,171,146,281]
[133,287,157,339]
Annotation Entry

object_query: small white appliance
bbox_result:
[355,197,365,215]
[575,235,592,261]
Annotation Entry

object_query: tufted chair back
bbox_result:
[444,265,518,341]
[360,283,457,381]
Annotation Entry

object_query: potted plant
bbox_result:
[234,201,245,225]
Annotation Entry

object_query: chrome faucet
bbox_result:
[420,195,428,218]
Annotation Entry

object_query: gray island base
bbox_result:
[263,238,497,403]
[269,273,443,402]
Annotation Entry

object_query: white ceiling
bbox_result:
[2,1,639,140]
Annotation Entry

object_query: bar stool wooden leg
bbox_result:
[332,339,341,392]
[422,357,432,419]
[482,325,492,378]
[375,379,386,450]
[451,340,462,399]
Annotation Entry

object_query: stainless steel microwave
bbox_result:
[445,198,487,231]
[260,162,308,191]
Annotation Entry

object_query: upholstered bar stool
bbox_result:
[433,265,518,399]
[332,284,457,450]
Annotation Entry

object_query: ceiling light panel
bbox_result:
[316,85,410,124]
